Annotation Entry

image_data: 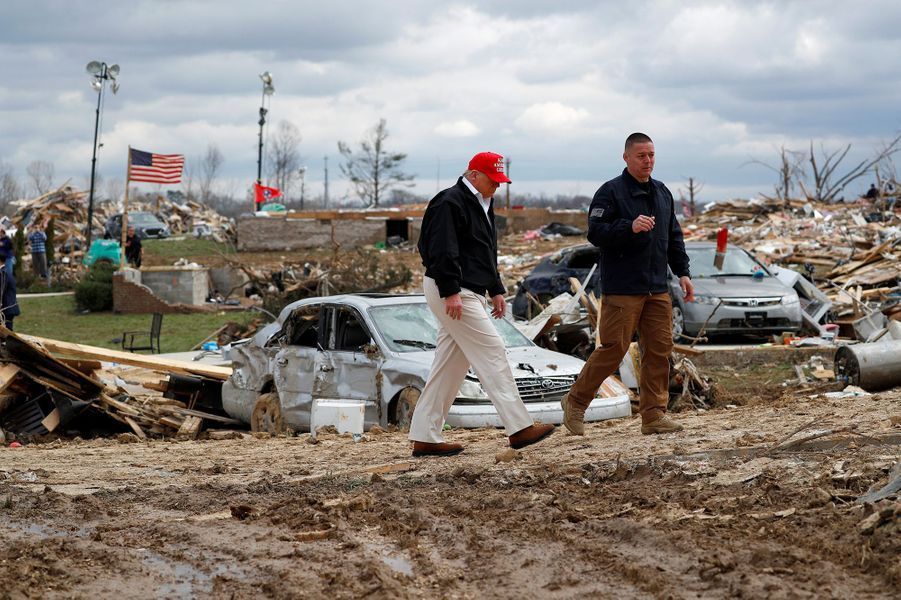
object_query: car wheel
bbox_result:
[672,305,685,342]
[251,391,285,434]
[392,387,420,432]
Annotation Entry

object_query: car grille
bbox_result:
[720,297,782,308]
[515,375,576,403]
[143,227,166,237]
[717,317,792,329]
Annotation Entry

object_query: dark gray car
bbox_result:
[104,212,170,240]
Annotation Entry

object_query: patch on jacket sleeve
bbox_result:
[590,208,605,218]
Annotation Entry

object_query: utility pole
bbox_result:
[323,155,329,208]
[505,157,511,210]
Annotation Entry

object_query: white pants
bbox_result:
[408,277,533,443]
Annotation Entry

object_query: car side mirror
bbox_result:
[362,341,380,357]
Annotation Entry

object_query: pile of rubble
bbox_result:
[683,194,900,341]
[0,328,236,442]
[8,184,235,263]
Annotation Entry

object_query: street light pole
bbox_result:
[85,61,120,251]
[256,71,274,184]
[298,166,307,210]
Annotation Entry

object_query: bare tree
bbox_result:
[804,134,901,203]
[0,161,21,214]
[747,145,806,205]
[267,121,302,195]
[196,144,225,204]
[182,160,197,200]
[681,177,704,215]
[338,118,413,208]
[104,177,124,205]
[26,160,55,196]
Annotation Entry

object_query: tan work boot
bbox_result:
[560,393,585,436]
[641,415,684,435]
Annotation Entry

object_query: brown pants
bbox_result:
[569,293,673,424]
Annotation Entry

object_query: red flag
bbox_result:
[254,182,282,205]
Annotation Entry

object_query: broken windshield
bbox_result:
[369,302,532,353]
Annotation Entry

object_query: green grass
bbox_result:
[15,295,256,353]
[143,237,236,260]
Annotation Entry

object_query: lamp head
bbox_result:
[86,61,103,75]
[259,71,273,85]
[107,64,120,79]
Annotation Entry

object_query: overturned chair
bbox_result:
[122,312,163,354]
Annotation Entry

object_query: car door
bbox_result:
[313,304,383,427]
[272,302,323,431]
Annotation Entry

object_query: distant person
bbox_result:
[0,254,20,330]
[124,225,142,268]
[561,132,693,436]
[0,229,15,280]
[865,183,879,200]
[27,221,48,279]
[411,151,555,457]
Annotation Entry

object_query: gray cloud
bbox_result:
[0,0,898,202]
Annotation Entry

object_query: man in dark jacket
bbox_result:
[124,225,142,268]
[0,254,21,330]
[562,133,694,436]
[410,151,555,457]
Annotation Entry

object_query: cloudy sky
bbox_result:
[1,0,899,204]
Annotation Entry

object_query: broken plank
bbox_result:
[673,344,704,356]
[168,407,243,425]
[123,416,148,439]
[21,335,232,380]
[0,363,21,393]
[290,461,418,484]
[176,415,203,440]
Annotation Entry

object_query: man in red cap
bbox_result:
[411,152,555,457]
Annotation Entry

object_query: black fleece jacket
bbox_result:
[418,177,505,298]
[587,168,691,295]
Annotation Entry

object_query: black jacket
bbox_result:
[587,169,690,295]
[418,178,505,298]
[0,269,20,320]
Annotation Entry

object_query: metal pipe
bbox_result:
[834,340,901,391]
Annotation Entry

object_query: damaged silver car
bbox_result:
[222,294,630,433]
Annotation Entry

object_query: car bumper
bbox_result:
[446,395,631,428]
[685,304,801,334]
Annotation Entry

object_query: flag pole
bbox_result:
[121,146,131,268]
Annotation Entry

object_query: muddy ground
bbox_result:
[1,377,899,599]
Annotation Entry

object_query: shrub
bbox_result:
[74,262,115,312]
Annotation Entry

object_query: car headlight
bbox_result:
[457,378,488,400]
[693,294,720,305]
[781,294,800,305]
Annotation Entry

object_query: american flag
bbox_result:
[128,148,185,184]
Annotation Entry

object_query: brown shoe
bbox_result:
[560,393,585,436]
[412,441,464,457]
[641,415,684,435]
[509,423,555,449]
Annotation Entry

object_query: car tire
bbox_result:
[251,391,285,434]
[672,304,686,342]
[392,387,420,432]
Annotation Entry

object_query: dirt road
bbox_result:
[1,386,899,599]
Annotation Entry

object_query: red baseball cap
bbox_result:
[468,151,511,184]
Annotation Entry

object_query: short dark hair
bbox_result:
[625,132,653,150]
